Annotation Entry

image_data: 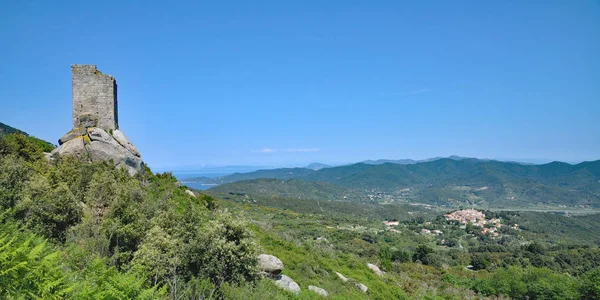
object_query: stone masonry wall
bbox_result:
[71,65,119,130]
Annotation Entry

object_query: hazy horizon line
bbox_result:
[153,155,597,172]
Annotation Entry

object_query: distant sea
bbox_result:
[157,165,274,190]
[171,172,226,190]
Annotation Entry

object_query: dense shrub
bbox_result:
[472,266,581,299]
[581,267,600,300]
[0,133,258,297]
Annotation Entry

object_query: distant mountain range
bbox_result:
[361,155,534,165]
[196,158,600,208]
[184,155,552,185]
[176,156,547,181]
[305,162,330,170]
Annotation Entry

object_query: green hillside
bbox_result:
[2,130,600,299]
[185,167,316,185]
[206,159,600,208]
[0,121,27,135]
[214,190,600,299]
[0,121,55,151]
[207,178,366,202]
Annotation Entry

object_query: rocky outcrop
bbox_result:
[354,282,368,293]
[273,275,300,295]
[50,124,144,176]
[335,271,349,282]
[367,263,384,277]
[52,136,88,157]
[257,254,284,277]
[112,129,140,157]
[58,127,87,145]
[335,271,368,293]
[257,254,301,294]
[308,285,328,297]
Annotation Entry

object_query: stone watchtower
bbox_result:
[71,65,119,130]
[50,65,143,175]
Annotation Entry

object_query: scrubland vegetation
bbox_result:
[0,134,256,298]
[1,132,599,299]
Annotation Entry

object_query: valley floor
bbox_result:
[207,191,600,299]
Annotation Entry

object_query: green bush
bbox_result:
[183,210,258,287]
[581,267,600,300]
[472,266,581,299]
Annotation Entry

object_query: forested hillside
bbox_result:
[0,121,55,151]
[2,132,600,299]
[215,188,600,299]
[0,121,26,135]
[202,159,600,208]
[208,178,367,202]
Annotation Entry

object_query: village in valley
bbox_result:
[383,208,519,238]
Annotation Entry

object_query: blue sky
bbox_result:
[1,1,599,169]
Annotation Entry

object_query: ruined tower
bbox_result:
[71,65,118,130]
[51,65,143,176]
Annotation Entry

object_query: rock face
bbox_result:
[257,254,284,277]
[51,126,143,175]
[308,285,328,297]
[367,263,384,277]
[273,275,300,295]
[49,65,144,176]
[53,137,88,157]
[58,127,87,145]
[112,129,140,157]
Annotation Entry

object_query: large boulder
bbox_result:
[51,136,87,157]
[51,127,144,176]
[86,128,144,175]
[367,263,384,277]
[87,127,116,144]
[58,127,87,145]
[334,271,367,293]
[308,285,328,297]
[112,129,140,157]
[354,282,368,293]
[258,254,284,276]
[273,275,300,295]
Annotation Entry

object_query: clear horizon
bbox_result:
[154,155,591,173]
[2,1,599,167]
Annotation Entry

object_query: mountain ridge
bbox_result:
[202,158,600,207]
